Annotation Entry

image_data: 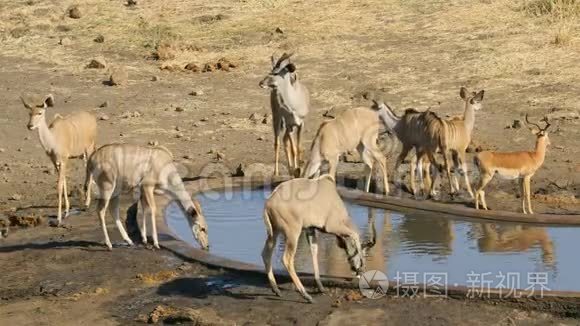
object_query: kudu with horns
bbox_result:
[474,114,551,214]
[262,175,373,303]
[21,93,97,225]
[259,53,310,177]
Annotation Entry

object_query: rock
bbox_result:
[175,107,185,112]
[215,151,225,161]
[10,27,29,38]
[202,63,215,72]
[109,67,128,86]
[0,148,5,153]
[94,34,105,43]
[9,215,42,227]
[151,75,159,82]
[200,117,209,122]
[86,57,107,69]
[145,305,232,325]
[59,37,72,46]
[189,90,203,96]
[341,151,361,163]
[148,140,159,146]
[322,107,337,118]
[0,218,8,238]
[184,62,199,72]
[249,113,261,123]
[216,57,237,71]
[8,194,22,201]
[233,162,277,177]
[154,43,176,61]
[126,0,137,6]
[120,111,142,118]
[262,113,271,124]
[199,161,233,178]
[511,119,522,129]
[175,132,184,139]
[275,27,284,34]
[99,101,110,108]
[257,136,265,141]
[67,5,82,19]
[98,114,110,121]
[546,109,579,121]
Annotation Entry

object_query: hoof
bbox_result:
[303,294,314,303]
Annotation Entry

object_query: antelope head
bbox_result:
[187,199,209,251]
[337,232,375,276]
[525,114,551,146]
[459,87,485,111]
[21,94,54,130]
[259,52,297,89]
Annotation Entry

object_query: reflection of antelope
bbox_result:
[259,53,310,177]
[21,93,97,225]
[261,175,372,303]
[325,208,392,277]
[397,215,454,257]
[476,223,555,267]
[474,115,551,214]
[302,104,389,194]
[86,144,209,250]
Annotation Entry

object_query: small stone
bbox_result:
[126,0,137,6]
[17,148,23,152]
[200,117,209,122]
[0,148,5,153]
[257,136,265,141]
[249,113,261,123]
[24,136,30,141]
[99,101,109,108]
[99,114,110,121]
[174,126,181,131]
[193,122,200,127]
[189,90,203,96]
[175,132,184,139]
[215,152,225,161]
[109,67,128,86]
[511,119,522,129]
[86,57,107,69]
[202,63,215,73]
[262,114,271,124]
[175,107,185,112]
[275,27,284,34]
[67,5,82,19]
[10,27,29,38]
[184,63,199,72]
[182,155,193,160]
[94,34,105,43]
[59,37,72,46]
[120,133,125,137]
[9,194,22,201]
[151,75,159,81]
[148,140,159,146]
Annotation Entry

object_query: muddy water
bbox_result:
[166,188,580,291]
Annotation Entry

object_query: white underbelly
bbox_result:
[494,168,521,180]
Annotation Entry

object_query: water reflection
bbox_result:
[396,214,454,259]
[472,223,556,270]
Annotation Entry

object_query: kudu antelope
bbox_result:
[474,114,551,214]
[21,94,97,225]
[259,53,310,177]
[375,101,443,197]
[86,144,209,250]
[262,175,372,303]
[302,105,390,194]
[438,87,485,198]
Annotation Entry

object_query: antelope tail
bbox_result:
[263,208,274,237]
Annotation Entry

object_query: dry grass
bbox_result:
[0,0,578,109]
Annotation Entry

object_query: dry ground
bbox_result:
[1,0,579,324]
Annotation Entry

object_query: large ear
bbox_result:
[270,54,277,67]
[472,90,484,103]
[459,86,468,100]
[43,94,55,108]
[286,63,296,72]
[20,96,32,110]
